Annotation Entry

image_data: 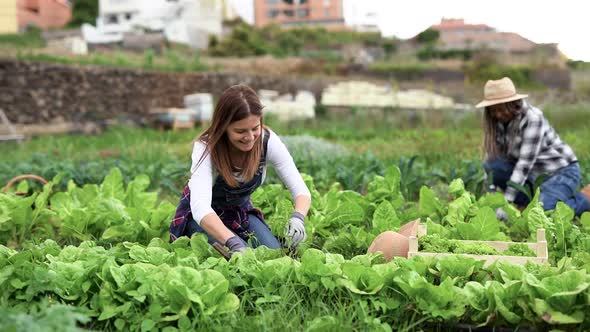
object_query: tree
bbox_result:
[381,38,398,56]
[416,28,440,44]
[68,0,99,27]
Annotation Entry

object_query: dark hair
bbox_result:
[483,99,524,160]
[196,85,264,187]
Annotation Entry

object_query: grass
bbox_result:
[368,61,437,78]
[0,122,481,164]
[1,103,589,202]
[2,103,590,163]
[0,29,45,48]
[13,49,209,73]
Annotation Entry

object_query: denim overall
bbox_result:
[169,129,281,248]
[484,159,590,216]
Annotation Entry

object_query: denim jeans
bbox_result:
[185,214,281,249]
[484,158,590,216]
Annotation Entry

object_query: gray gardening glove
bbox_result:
[225,236,247,256]
[286,212,307,247]
[495,207,509,221]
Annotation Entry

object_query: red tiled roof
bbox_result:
[431,18,491,31]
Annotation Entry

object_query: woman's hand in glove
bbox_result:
[286,212,307,247]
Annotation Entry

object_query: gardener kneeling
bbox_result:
[169,85,311,256]
[476,77,590,220]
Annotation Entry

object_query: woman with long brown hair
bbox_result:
[478,77,590,220]
[169,85,311,256]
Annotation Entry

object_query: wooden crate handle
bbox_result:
[418,223,427,237]
[536,229,546,242]
[536,229,548,260]
[408,236,418,254]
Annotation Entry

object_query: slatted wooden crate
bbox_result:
[408,228,548,267]
[150,108,196,131]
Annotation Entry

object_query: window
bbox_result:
[106,14,118,24]
[267,10,279,18]
[283,9,294,17]
[125,13,133,21]
[282,0,308,4]
[296,9,310,17]
[267,0,279,4]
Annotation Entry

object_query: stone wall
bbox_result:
[0,60,331,124]
[0,59,573,125]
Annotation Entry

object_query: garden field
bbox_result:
[1,107,590,331]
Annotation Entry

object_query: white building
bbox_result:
[345,0,381,34]
[84,0,235,49]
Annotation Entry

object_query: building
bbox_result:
[429,18,536,53]
[0,0,18,33]
[254,0,345,30]
[422,18,565,67]
[17,0,71,31]
[346,0,380,33]
[86,0,234,49]
[349,11,378,33]
[0,0,71,33]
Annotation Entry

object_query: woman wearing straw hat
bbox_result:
[477,77,590,220]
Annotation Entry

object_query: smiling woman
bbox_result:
[169,84,312,258]
[227,115,262,155]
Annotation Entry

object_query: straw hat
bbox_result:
[475,77,528,108]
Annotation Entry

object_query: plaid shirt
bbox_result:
[496,102,577,202]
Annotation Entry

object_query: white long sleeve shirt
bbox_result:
[188,129,311,224]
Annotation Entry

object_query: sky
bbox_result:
[229,0,590,61]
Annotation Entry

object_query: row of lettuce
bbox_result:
[1,167,589,330]
[2,166,590,263]
[1,237,589,331]
[0,147,491,202]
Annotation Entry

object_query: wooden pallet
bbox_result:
[408,228,548,267]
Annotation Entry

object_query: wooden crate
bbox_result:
[408,228,548,267]
[150,108,196,131]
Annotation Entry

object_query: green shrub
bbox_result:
[314,104,328,117]
[208,22,395,58]
[68,0,99,27]
[567,59,590,70]
[368,62,435,79]
[381,38,398,55]
[417,46,472,61]
[465,61,535,87]
[416,28,440,44]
